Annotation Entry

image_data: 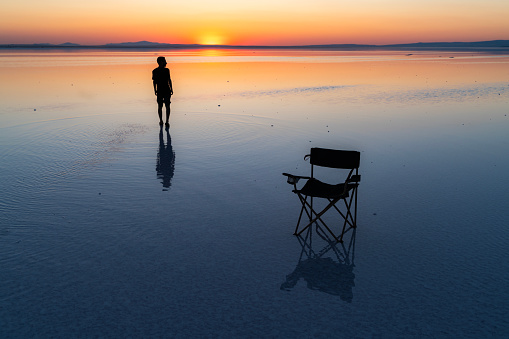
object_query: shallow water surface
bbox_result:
[1,49,508,337]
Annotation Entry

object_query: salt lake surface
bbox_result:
[1,49,508,337]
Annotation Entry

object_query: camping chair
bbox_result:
[283,147,360,243]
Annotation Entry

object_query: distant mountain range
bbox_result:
[1,40,509,50]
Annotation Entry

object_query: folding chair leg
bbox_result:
[295,196,342,242]
[294,204,306,235]
[338,187,358,243]
[354,185,358,226]
[296,226,315,260]
[294,195,313,235]
[293,184,359,243]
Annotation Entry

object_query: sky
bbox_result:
[1,0,508,45]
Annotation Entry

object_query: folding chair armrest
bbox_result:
[340,174,361,195]
[282,173,310,185]
[347,174,361,183]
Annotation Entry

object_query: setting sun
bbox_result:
[198,33,226,46]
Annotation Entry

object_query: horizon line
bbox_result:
[1,39,509,50]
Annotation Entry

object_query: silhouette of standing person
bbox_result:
[152,56,173,127]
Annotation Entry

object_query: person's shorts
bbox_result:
[157,93,171,105]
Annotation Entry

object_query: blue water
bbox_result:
[1,50,508,337]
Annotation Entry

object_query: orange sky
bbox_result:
[1,0,508,45]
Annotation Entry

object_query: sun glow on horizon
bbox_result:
[198,33,227,46]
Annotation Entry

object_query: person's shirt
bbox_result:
[152,67,171,91]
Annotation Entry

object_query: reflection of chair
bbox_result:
[281,224,356,302]
[283,147,360,243]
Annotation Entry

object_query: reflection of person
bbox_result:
[152,56,174,127]
[156,126,175,191]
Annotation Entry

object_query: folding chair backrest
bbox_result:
[310,148,360,169]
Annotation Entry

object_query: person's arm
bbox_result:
[152,70,157,95]
[169,70,173,95]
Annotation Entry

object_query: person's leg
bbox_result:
[158,102,164,125]
[165,102,171,125]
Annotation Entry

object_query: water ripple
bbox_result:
[238,85,353,98]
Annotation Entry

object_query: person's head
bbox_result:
[157,56,167,66]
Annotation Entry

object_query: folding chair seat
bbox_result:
[283,147,360,243]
